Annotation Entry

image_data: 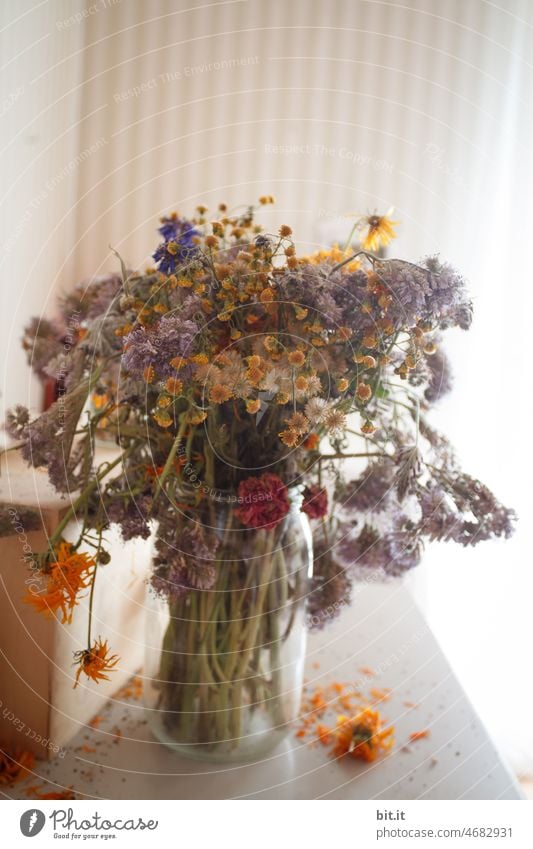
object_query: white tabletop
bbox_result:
[5,581,522,800]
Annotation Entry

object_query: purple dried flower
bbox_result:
[5,404,30,440]
[375,263,430,326]
[186,558,216,590]
[107,494,152,541]
[422,256,473,330]
[122,314,199,378]
[424,347,453,404]
[307,535,352,630]
[151,521,218,600]
[22,317,65,376]
[9,379,90,493]
[340,521,422,578]
[339,462,395,513]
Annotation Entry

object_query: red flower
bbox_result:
[302,485,328,519]
[235,473,290,530]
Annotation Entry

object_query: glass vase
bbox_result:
[144,488,313,762]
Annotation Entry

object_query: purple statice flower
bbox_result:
[5,404,30,441]
[7,377,90,493]
[151,552,189,601]
[339,462,396,514]
[167,292,204,323]
[153,217,200,274]
[340,520,422,579]
[151,522,218,600]
[375,263,430,327]
[329,268,377,334]
[107,493,152,541]
[22,316,65,376]
[424,346,453,404]
[421,256,473,330]
[83,273,123,319]
[418,483,457,542]
[419,474,516,546]
[306,535,352,630]
[277,265,344,329]
[122,314,199,378]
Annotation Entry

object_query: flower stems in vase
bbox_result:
[151,516,301,757]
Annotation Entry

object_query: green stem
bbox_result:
[49,449,131,549]
[153,419,188,502]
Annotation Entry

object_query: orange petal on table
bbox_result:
[409,730,430,742]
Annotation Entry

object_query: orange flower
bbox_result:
[288,350,305,367]
[209,384,233,404]
[278,429,300,448]
[246,399,261,414]
[170,356,187,370]
[361,214,398,252]
[333,708,394,762]
[24,543,95,624]
[91,390,109,410]
[74,638,119,688]
[303,433,319,451]
[263,335,278,352]
[285,412,309,435]
[185,408,208,424]
[153,410,173,428]
[246,366,264,386]
[337,326,352,341]
[357,382,372,401]
[165,376,183,395]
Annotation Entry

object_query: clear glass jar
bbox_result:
[144,488,312,762]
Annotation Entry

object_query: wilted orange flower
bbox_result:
[303,433,320,451]
[333,708,394,762]
[288,350,305,367]
[263,335,277,352]
[165,376,183,395]
[361,214,398,252]
[153,410,172,428]
[185,408,208,424]
[357,382,372,401]
[209,384,233,404]
[286,412,309,435]
[279,429,300,448]
[91,390,109,410]
[24,543,95,624]
[74,638,119,688]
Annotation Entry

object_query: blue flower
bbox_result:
[153,216,200,274]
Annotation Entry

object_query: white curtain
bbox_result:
[2,0,532,770]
